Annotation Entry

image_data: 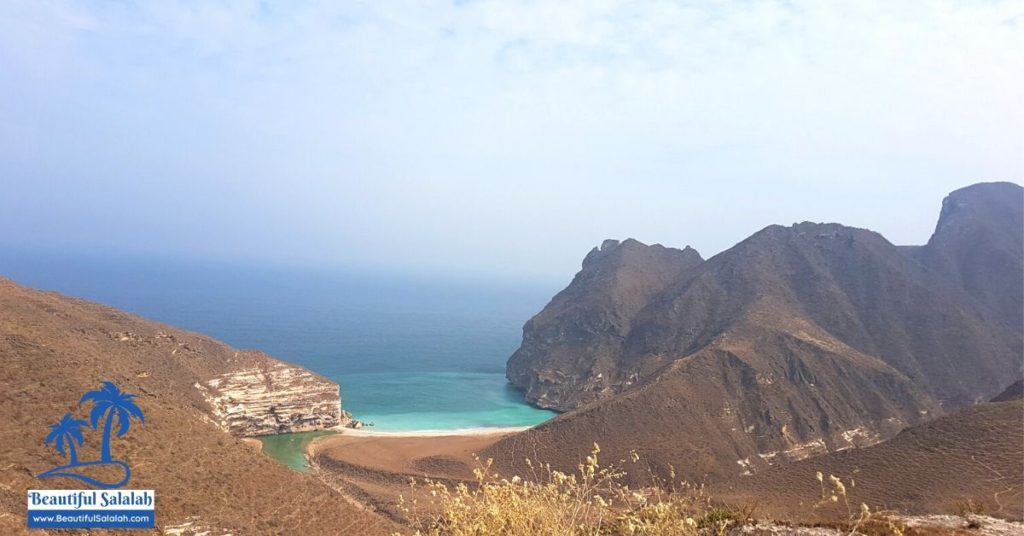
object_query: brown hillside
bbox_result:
[488,311,939,485]
[0,277,395,535]
[712,399,1024,521]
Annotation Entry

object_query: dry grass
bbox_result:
[390,444,1022,536]
[393,444,918,536]
[398,444,724,535]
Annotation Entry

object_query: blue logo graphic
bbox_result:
[37,381,144,489]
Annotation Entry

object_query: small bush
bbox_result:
[956,498,986,516]
[696,508,736,529]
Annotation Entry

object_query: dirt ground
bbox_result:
[309,430,514,523]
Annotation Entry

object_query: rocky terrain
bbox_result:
[198,361,349,436]
[0,277,395,535]
[713,389,1023,521]
[499,182,1023,484]
[309,385,1022,533]
[907,181,1024,331]
[507,238,704,410]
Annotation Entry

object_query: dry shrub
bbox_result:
[955,498,986,517]
[395,446,912,536]
[397,444,735,536]
[813,471,911,536]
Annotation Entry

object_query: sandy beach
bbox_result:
[326,425,531,437]
[308,426,525,520]
[310,426,523,476]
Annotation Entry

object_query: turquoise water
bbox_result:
[0,251,560,432]
[344,372,554,431]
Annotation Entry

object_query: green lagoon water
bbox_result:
[257,431,336,472]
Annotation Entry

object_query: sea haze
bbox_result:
[0,250,559,431]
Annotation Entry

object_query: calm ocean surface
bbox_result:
[1,251,560,431]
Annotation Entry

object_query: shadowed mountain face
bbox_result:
[507,239,704,410]
[0,278,395,535]
[991,380,1024,403]
[909,182,1024,330]
[497,182,1023,484]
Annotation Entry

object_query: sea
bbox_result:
[0,251,560,435]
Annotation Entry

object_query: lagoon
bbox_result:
[257,431,336,472]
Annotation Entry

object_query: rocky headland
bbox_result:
[0,277,394,534]
[198,361,349,436]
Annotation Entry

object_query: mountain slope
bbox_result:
[489,309,939,484]
[496,182,1023,484]
[991,380,1024,403]
[623,221,1020,406]
[0,277,394,535]
[712,397,1024,521]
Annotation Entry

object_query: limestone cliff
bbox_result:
[197,361,348,437]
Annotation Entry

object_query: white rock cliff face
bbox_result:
[196,362,347,436]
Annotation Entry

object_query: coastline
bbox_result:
[325,425,531,438]
[306,425,528,474]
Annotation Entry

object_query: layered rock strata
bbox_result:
[197,362,348,436]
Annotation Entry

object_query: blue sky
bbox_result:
[1,1,1021,280]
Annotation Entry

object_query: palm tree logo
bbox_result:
[37,381,144,488]
[44,414,89,466]
[80,381,145,462]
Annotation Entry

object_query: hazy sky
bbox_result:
[1,1,1021,281]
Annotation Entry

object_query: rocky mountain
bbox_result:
[0,277,394,535]
[909,182,1024,330]
[496,182,1023,484]
[507,238,704,410]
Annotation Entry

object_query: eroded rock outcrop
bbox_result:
[197,362,348,436]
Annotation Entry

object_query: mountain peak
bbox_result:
[919,181,1023,327]
[510,237,705,411]
[582,238,702,270]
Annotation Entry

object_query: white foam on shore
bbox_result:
[329,425,532,437]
